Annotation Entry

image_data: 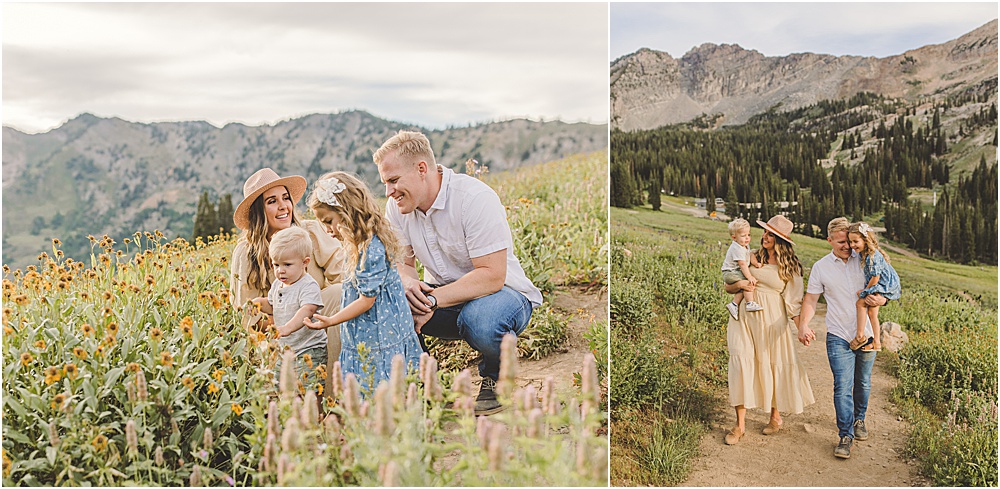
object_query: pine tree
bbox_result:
[216,193,235,236]
[192,191,218,242]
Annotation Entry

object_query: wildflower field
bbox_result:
[610,204,997,486]
[1,151,609,486]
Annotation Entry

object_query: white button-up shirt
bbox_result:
[806,250,871,342]
[387,166,543,307]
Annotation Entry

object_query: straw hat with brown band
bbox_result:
[756,215,795,246]
[233,168,308,231]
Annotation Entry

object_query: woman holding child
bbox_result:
[723,215,815,445]
[229,168,346,393]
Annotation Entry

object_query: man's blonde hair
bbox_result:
[728,218,750,236]
[827,217,850,237]
[373,130,436,167]
[268,226,312,262]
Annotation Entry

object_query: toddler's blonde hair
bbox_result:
[307,171,402,281]
[728,218,750,236]
[268,226,312,262]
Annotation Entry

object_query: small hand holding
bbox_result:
[412,311,432,334]
[303,314,332,330]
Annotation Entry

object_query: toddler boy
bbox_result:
[251,226,327,391]
[722,218,762,320]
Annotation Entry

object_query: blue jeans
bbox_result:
[420,286,534,381]
[826,333,876,439]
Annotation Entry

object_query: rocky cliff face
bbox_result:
[611,20,998,130]
[1,110,607,269]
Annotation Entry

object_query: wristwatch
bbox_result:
[426,293,438,311]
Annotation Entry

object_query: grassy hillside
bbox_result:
[610,204,997,486]
[1,152,609,486]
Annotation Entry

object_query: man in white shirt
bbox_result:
[797,217,887,460]
[374,130,543,415]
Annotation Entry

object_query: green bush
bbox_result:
[610,330,677,411]
[610,279,654,336]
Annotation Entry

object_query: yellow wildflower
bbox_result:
[208,382,219,395]
[126,363,141,373]
[44,366,62,385]
[213,369,224,382]
[34,339,46,350]
[182,376,195,391]
[92,434,108,453]
[19,352,33,366]
[64,363,78,380]
[2,448,10,477]
[106,322,118,335]
[316,383,324,397]
[149,327,163,341]
[222,351,233,367]
[73,347,87,360]
[51,393,67,410]
[81,323,94,336]
[160,352,174,367]
[231,404,243,416]
[303,354,313,369]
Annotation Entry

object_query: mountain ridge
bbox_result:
[2,109,607,270]
[611,19,998,130]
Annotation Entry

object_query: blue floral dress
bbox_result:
[859,251,901,301]
[339,235,423,392]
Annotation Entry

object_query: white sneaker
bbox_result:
[745,301,764,312]
[726,301,740,320]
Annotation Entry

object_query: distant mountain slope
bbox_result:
[1,110,607,270]
[611,19,998,130]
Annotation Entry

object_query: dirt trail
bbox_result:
[487,286,606,399]
[682,303,929,487]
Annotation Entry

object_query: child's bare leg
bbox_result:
[868,305,882,350]
[733,290,744,306]
[855,298,869,342]
[738,281,755,303]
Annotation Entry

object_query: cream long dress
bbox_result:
[727,264,815,413]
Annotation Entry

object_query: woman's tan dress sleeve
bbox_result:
[301,220,346,289]
[783,272,804,320]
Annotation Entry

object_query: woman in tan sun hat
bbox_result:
[229,168,346,392]
[721,214,815,445]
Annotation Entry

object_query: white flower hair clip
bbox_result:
[858,222,872,237]
[315,177,346,207]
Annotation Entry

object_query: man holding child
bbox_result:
[797,217,888,460]
[373,130,543,415]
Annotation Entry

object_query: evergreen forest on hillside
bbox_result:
[611,89,998,264]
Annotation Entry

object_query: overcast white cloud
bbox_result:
[3,3,609,134]
[611,2,998,61]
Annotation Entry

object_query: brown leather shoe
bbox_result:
[762,420,782,435]
[724,426,745,445]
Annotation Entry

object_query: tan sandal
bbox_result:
[762,419,782,435]
[724,426,745,445]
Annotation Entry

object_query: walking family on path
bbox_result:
[228,130,541,415]
[721,215,900,460]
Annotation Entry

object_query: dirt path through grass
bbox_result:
[682,303,929,487]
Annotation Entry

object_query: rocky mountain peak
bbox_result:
[612,20,998,131]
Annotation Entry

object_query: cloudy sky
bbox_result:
[3,3,609,134]
[612,2,998,61]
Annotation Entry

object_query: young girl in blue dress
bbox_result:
[848,221,901,351]
[302,171,422,393]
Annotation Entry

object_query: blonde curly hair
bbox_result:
[307,171,402,281]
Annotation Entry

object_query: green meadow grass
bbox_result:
[610,204,997,487]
